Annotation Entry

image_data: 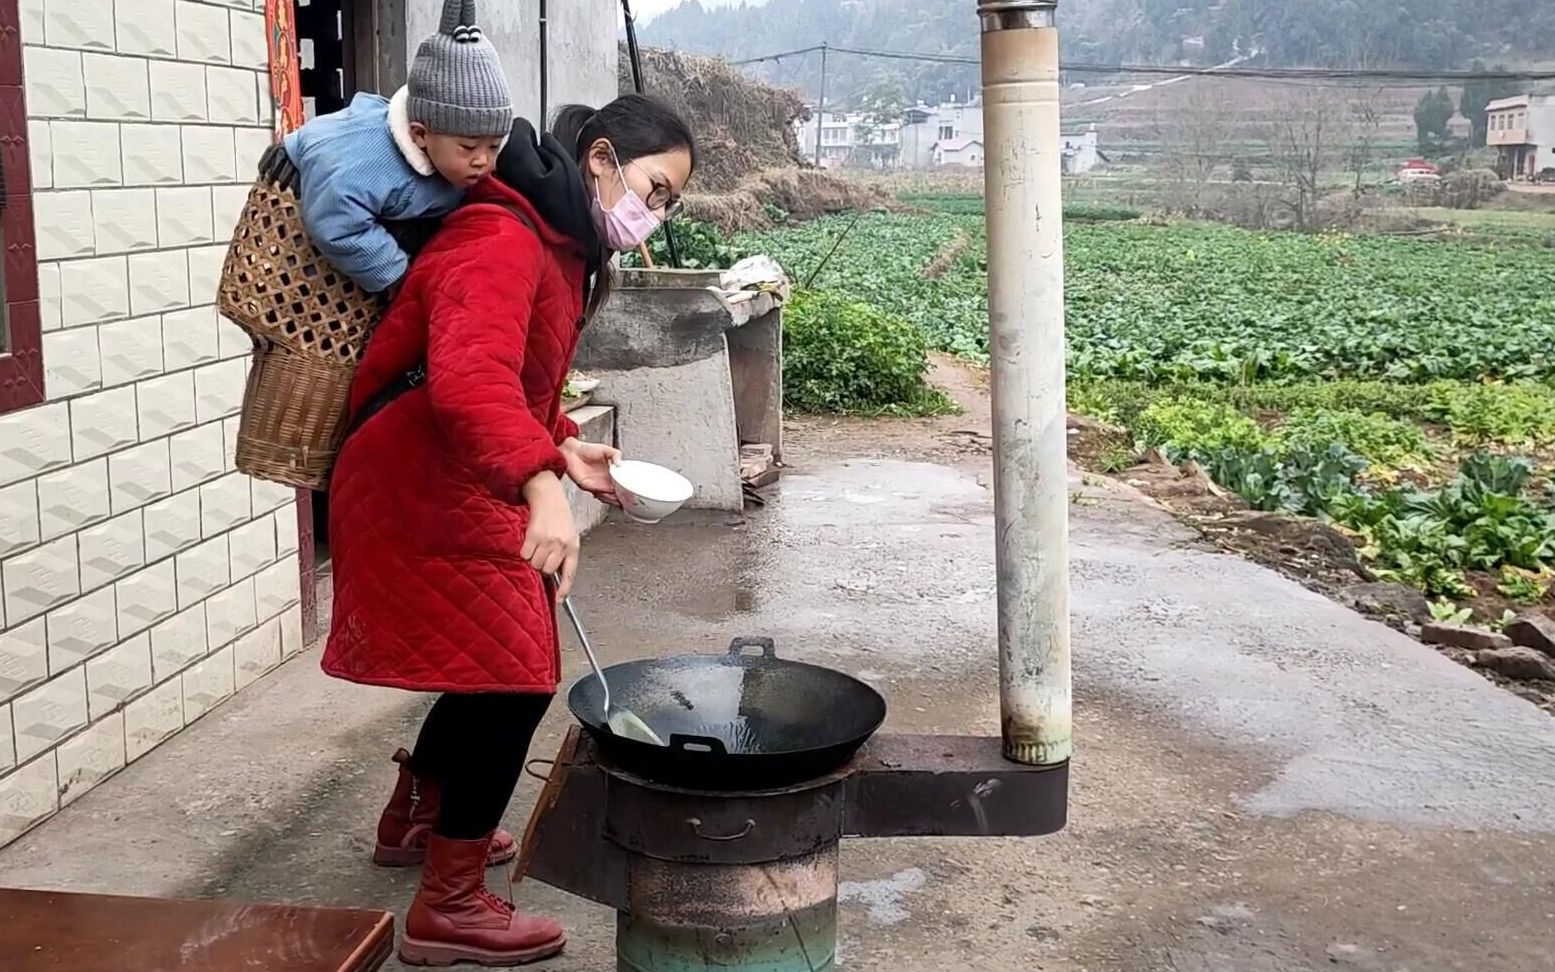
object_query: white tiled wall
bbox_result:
[0,0,302,847]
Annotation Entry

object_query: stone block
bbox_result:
[143,488,201,563]
[13,668,87,761]
[135,371,198,439]
[51,120,122,187]
[99,314,166,385]
[71,385,140,461]
[77,509,145,590]
[124,678,183,761]
[84,634,153,719]
[0,404,71,488]
[174,534,229,608]
[45,585,118,671]
[56,710,125,805]
[115,560,178,636]
[42,326,105,399]
[109,440,173,515]
[2,536,79,626]
[0,480,40,559]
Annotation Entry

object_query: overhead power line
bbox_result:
[732,44,1555,84]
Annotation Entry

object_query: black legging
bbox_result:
[407,692,553,840]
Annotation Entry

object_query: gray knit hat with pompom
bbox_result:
[406,0,513,137]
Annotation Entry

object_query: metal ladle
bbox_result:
[558,594,666,747]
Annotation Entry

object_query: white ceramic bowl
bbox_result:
[609,460,694,524]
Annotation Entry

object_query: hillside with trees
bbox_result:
[641,0,1555,106]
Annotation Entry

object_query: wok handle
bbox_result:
[687,817,756,842]
[727,636,778,660]
[668,734,729,755]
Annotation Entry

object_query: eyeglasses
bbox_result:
[628,161,684,218]
[655,192,685,220]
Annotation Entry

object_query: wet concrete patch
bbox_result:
[775,460,992,529]
[838,868,928,926]
[577,461,1000,678]
[1071,527,1555,832]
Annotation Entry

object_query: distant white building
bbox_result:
[804,110,852,168]
[795,109,902,169]
[901,96,985,169]
[1061,129,1100,175]
[799,96,1102,173]
[1487,94,1555,181]
[934,137,985,167]
[899,105,939,170]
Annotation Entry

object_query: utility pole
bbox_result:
[978,0,1071,767]
[619,0,679,266]
[538,0,548,124]
[814,42,829,166]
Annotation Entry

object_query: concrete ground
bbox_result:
[3,374,1555,971]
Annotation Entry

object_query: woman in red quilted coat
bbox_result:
[322,94,696,967]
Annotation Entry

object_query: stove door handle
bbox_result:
[687,817,756,842]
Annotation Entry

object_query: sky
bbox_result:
[633,0,771,22]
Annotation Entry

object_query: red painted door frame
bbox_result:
[260,0,321,641]
[268,0,393,644]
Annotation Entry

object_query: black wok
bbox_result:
[567,637,887,791]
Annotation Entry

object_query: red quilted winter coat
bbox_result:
[321,175,588,694]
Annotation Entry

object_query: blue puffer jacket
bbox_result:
[282,89,465,293]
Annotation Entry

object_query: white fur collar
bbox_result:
[388,87,435,177]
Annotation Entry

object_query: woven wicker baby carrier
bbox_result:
[217,145,389,490]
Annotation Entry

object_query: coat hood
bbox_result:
[489,119,602,279]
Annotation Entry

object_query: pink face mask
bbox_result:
[592,148,662,251]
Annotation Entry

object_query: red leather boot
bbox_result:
[399,834,566,967]
[374,750,517,868]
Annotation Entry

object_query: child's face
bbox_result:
[413,125,503,188]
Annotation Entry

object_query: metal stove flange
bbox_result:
[602,768,848,866]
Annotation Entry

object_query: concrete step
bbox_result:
[563,405,614,535]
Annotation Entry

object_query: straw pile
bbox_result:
[622,47,893,232]
[621,46,804,190]
[685,169,895,233]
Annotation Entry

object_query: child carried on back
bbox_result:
[281,0,512,295]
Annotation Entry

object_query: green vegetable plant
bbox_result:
[1422,383,1555,447]
[1332,454,1555,597]
[623,217,745,271]
[1274,408,1432,473]
[1094,442,1140,474]
[1134,399,1269,462]
[1236,381,1431,419]
[781,290,953,416]
[1429,599,1474,625]
[1495,566,1548,604]
[1205,443,1367,516]
[746,213,1555,385]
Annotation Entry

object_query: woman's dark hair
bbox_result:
[552,93,698,172]
[550,94,698,319]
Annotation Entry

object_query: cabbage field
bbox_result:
[744,209,1555,616]
[744,213,1555,382]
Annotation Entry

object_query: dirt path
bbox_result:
[786,354,995,468]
